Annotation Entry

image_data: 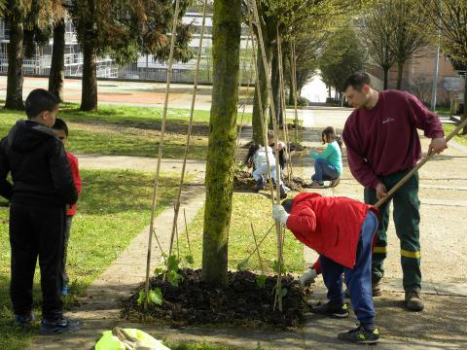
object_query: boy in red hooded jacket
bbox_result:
[52,119,82,296]
[272,192,379,344]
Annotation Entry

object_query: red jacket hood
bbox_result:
[286,192,377,268]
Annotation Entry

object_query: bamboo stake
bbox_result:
[251,0,285,312]
[144,0,181,311]
[235,30,256,161]
[246,223,275,261]
[183,208,192,256]
[152,228,165,257]
[375,117,467,208]
[245,2,275,202]
[167,0,208,260]
[290,39,299,144]
[250,223,265,274]
[276,28,294,182]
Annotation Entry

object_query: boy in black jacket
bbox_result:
[0,89,81,334]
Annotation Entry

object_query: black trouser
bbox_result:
[9,201,65,320]
[62,216,73,285]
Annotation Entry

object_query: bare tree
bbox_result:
[389,0,431,90]
[420,0,467,134]
[360,2,396,90]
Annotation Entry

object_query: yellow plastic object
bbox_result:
[95,328,171,350]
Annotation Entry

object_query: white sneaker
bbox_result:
[299,268,317,287]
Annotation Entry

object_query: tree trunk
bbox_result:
[202,0,241,287]
[252,36,273,145]
[396,62,404,90]
[5,15,24,110]
[80,35,98,111]
[271,50,282,126]
[48,19,65,101]
[288,59,294,106]
[463,76,467,135]
[383,68,389,90]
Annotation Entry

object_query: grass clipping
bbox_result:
[122,269,307,330]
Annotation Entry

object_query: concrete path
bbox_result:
[77,154,207,176]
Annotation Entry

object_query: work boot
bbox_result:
[372,279,382,297]
[338,323,380,344]
[405,291,424,311]
[13,312,35,329]
[279,184,287,199]
[311,301,349,318]
[254,178,264,193]
[39,317,82,335]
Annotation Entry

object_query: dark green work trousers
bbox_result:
[364,168,421,292]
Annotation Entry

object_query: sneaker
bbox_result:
[405,291,424,311]
[309,181,324,188]
[372,280,382,297]
[338,324,379,344]
[329,178,341,188]
[61,285,69,296]
[39,317,82,335]
[13,312,35,328]
[254,178,264,193]
[311,301,349,318]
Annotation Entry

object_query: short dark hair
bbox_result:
[281,199,293,213]
[25,89,59,119]
[52,118,69,136]
[342,72,371,92]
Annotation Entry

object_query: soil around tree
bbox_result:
[233,170,306,192]
[122,269,307,330]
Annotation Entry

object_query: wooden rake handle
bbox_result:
[374,117,467,209]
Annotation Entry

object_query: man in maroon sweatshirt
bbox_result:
[342,72,447,311]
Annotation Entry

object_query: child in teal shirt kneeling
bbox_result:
[310,126,342,188]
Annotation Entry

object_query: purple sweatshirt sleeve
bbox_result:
[405,93,444,139]
[343,117,381,189]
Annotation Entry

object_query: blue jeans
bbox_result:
[312,158,339,183]
[253,164,284,186]
[320,211,378,325]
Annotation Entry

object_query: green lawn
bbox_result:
[0,169,184,350]
[177,193,305,274]
[444,124,467,146]
[0,105,252,160]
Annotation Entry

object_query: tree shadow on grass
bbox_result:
[68,130,209,160]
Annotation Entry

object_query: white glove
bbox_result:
[299,268,317,287]
[272,204,289,225]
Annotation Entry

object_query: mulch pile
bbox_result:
[234,170,307,192]
[122,269,307,330]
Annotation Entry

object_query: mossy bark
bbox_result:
[5,13,24,110]
[201,0,242,287]
[49,19,65,102]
